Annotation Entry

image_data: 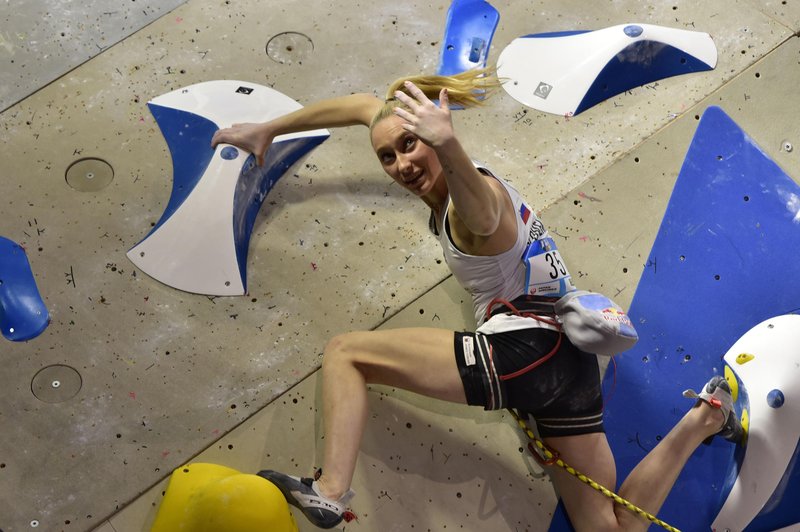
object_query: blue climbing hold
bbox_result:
[0,236,50,341]
[767,389,785,408]
[623,25,644,38]
[220,146,239,160]
[437,0,499,76]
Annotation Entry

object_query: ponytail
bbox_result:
[369,67,502,130]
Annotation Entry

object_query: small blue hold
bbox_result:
[220,146,239,160]
[624,25,644,38]
[767,389,785,408]
[469,37,486,63]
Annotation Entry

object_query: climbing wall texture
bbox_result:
[1,0,799,530]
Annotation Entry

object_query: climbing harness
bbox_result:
[508,409,681,532]
[485,297,563,381]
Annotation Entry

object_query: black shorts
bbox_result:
[454,327,604,438]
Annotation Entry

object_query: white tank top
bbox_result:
[437,164,548,325]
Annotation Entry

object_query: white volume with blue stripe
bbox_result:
[714,315,800,531]
[128,81,329,296]
[497,24,717,116]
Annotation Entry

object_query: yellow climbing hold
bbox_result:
[740,408,750,447]
[151,463,298,532]
[724,365,739,403]
[735,353,755,365]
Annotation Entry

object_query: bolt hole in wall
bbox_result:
[31,365,82,403]
[266,32,313,65]
[65,158,114,192]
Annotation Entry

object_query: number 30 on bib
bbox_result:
[523,237,577,297]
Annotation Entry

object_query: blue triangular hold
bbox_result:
[549,106,800,531]
[0,236,50,341]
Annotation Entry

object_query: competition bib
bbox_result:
[523,237,576,297]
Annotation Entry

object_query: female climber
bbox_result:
[211,69,742,531]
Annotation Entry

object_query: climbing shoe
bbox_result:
[683,375,744,445]
[256,469,355,529]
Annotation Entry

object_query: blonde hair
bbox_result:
[369,67,503,130]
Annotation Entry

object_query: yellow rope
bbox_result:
[508,409,680,532]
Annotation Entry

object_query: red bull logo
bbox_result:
[601,307,632,325]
